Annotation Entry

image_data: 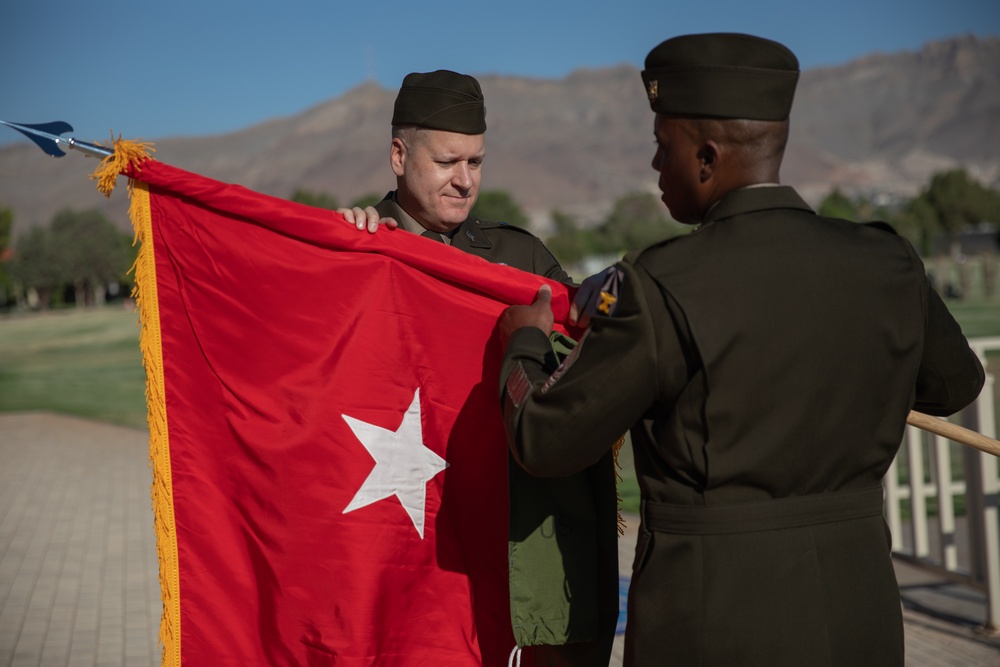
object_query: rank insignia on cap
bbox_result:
[640,33,799,120]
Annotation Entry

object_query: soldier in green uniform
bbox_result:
[497,34,985,666]
[341,70,618,666]
[341,69,568,281]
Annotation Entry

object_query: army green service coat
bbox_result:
[376,194,619,667]
[501,186,985,667]
[374,195,568,281]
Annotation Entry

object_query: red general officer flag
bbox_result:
[114,154,576,667]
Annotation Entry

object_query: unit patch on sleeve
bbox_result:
[597,266,625,317]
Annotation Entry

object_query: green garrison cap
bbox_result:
[391,70,487,134]
[641,33,799,120]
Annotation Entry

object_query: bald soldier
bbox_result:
[498,33,985,666]
[341,70,618,667]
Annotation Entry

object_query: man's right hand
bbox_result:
[338,207,399,234]
[499,285,554,347]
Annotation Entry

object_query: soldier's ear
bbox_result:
[390,138,407,178]
[698,141,719,182]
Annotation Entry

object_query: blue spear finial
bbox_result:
[0,120,113,158]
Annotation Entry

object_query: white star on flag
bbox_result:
[341,388,448,538]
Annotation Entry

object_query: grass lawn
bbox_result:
[0,304,147,430]
[944,299,1000,340]
[2,292,998,513]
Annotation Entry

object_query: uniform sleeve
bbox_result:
[913,276,985,416]
[499,261,660,477]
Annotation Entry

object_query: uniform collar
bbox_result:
[384,192,436,236]
[451,218,493,250]
[377,192,494,249]
[702,185,813,224]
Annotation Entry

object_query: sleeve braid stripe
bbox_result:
[505,362,534,410]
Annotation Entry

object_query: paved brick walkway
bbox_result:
[1,412,998,666]
[0,413,159,667]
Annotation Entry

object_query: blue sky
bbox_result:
[2,0,998,148]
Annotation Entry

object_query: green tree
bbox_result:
[0,207,11,254]
[9,226,63,309]
[470,190,530,227]
[349,193,384,210]
[818,188,859,220]
[545,209,588,266]
[49,209,134,306]
[890,195,938,256]
[0,206,13,307]
[290,189,340,210]
[592,192,679,254]
[919,169,1000,248]
[818,188,893,223]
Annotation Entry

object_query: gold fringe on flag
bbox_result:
[90,139,179,667]
[89,133,156,197]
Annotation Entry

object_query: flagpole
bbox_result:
[0,120,113,158]
[907,410,1000,457]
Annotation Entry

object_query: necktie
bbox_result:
[421,230,444,243]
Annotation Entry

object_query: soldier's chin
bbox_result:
[441,207,472,224]
[433,214,467,230]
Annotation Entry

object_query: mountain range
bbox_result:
[1,34,997,235]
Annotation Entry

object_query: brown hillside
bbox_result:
[1,35,996,236]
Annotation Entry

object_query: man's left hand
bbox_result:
[338,206,399,233]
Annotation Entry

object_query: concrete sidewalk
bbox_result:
[1,412,998,666]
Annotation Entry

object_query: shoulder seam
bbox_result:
[861,220,899,236]
[475,219,538,236]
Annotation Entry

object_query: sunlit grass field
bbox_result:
[944,299,1000,340]
[0,304,147,430]
[1,291,998,512]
